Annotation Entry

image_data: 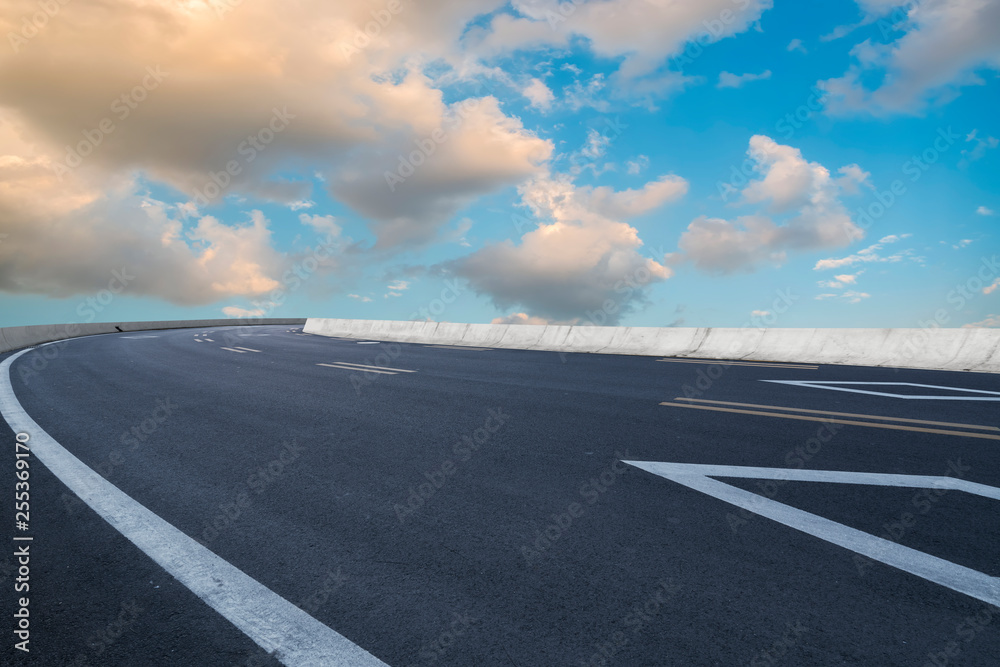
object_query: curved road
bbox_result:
[2,325,999,665]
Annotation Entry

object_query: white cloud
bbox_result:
[963,314,1000,327]
[471,0,772,99]
[491,312,555,325]
[787,38,807,54]
[985,278,1000,295]
[716,70,772,89]
[626,155,650,175]
[960,129,999,167]
[841,291,872,304]
[815,291,871,304]
[818,272,862,289]
[0,0,570,301]
[331,95,552,247]
[977,206,995,216]
[674,215,788,273]
[563,74,611,112]
[222,306,268,318]
[673,135,866,274]
[347,293,372,302]
[522,78,555,110]
[447,171,683,323]
[581,128,612,160]
[382,280,410,298]
[836,164,872,194]
[820,0,1000,115]
[751,309,772,317]
[579,175,689,220]
[952,239,973,249]
[298,213,341,237]
[0,126,289,305]
[813,234,914,270]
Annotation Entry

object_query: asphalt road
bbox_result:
[2,325,999,666]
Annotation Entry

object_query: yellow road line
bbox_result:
[659,401,1000,441]
[675,397,999,432]
[656,359,818,370]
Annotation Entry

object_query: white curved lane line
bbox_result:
[0,347,389,667]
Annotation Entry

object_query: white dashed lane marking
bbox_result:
[329,361,416,373]
[318,363,396,375]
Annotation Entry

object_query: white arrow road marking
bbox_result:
[624,461,1000,607]
[0,348,389,667]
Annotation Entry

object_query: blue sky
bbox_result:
[0,0,998,328]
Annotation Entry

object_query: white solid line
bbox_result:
[331,361,416,373]
[0,349,388,667]
[356,341,380,345]
[220,347,248,354]
[625,460,1000,607]
[234,347,262,353]
[317,363,396,375]
[763,380,1000,401]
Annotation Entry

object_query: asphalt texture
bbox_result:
[2,325,999,666]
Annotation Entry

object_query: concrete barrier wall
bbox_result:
[304,318,1000,373]
[0,318,306,354]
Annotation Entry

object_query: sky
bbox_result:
[0,0,998,329]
